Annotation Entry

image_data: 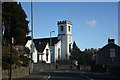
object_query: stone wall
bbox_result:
[33,63,77,72]
[80,65,91,71]
[2,63,33,79]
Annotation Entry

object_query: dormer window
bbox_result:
[61,26,63,31]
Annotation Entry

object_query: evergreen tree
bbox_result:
[70,41,81,61]
[2,2,29,45]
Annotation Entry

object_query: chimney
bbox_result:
[108,38,115,44]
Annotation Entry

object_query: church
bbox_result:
[25,20,73,63]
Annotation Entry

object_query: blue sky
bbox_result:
[20,2,118,51]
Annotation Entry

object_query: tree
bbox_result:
[2,2,30,69]
[70,42,96,66]
[2,46,21,69]
[70,41,81,62]
[2,2,29,45]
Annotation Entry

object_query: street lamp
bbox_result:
[50,31,55,63]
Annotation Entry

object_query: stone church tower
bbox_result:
[57,20,72,60]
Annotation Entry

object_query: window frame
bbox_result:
[110,48,115,58]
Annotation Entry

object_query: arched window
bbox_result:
[69,44,71,52]
[46,49,49,61]
[58,48,60,59]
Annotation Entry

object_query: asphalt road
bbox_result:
[46,70,120,80]
[47,70,92,80]
[6,70,120,80]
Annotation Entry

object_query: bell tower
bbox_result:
[57,20,72,60]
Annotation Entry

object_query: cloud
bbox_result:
[85,20,97,28]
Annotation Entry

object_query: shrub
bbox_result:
[2,46,21,69]
[19,55,30,67]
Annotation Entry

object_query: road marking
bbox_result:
[86,76,94,80]
[40,69,43,72]
[53,71,63,72]
[45,76,51,80]
[65,70,69,72]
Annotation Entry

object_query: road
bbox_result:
[46,70,120,80]
[47,70,92,80]
[11,70,120,80]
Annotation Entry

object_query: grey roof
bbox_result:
[34,41,47,53]
[33,37,60,52]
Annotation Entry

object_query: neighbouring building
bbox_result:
[25,20,73,63]
[96,38,120,72]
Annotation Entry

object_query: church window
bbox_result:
[69,44,71,52]
[61,26,63,31]
[37,54,39,62]
[46,49,49,61]
[68,26,70,31]
[58,48,60,59]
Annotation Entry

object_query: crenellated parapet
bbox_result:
[57,20,72,25]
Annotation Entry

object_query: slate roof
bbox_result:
[33,37,60,53]
[97,42,120,53]
[34,41,47,53]
[96,42,120,65]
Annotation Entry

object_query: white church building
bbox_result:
[25,20,73,63]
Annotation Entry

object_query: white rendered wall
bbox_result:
[42,43,51,63]
[25,40,37,63]
[54,40,61,61]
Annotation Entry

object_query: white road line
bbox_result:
[65,70,69,72]
[45,76,51,80]
[86,76,94,80]
[53,71,63,72]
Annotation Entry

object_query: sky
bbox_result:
[19,2,118,51]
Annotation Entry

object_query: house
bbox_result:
[25,20,73,63]
[96,38,120,72]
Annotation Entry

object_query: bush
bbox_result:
[19,55,30,67]
[2,62,9,70]
[2,46,21,69]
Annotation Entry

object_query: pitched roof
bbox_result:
[33,37,60,52]
[97,42,120,53]
[33,40,47,53]
[33,37,60,46]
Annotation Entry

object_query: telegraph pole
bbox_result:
[29,0,34,73]
[9,16,12,80]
